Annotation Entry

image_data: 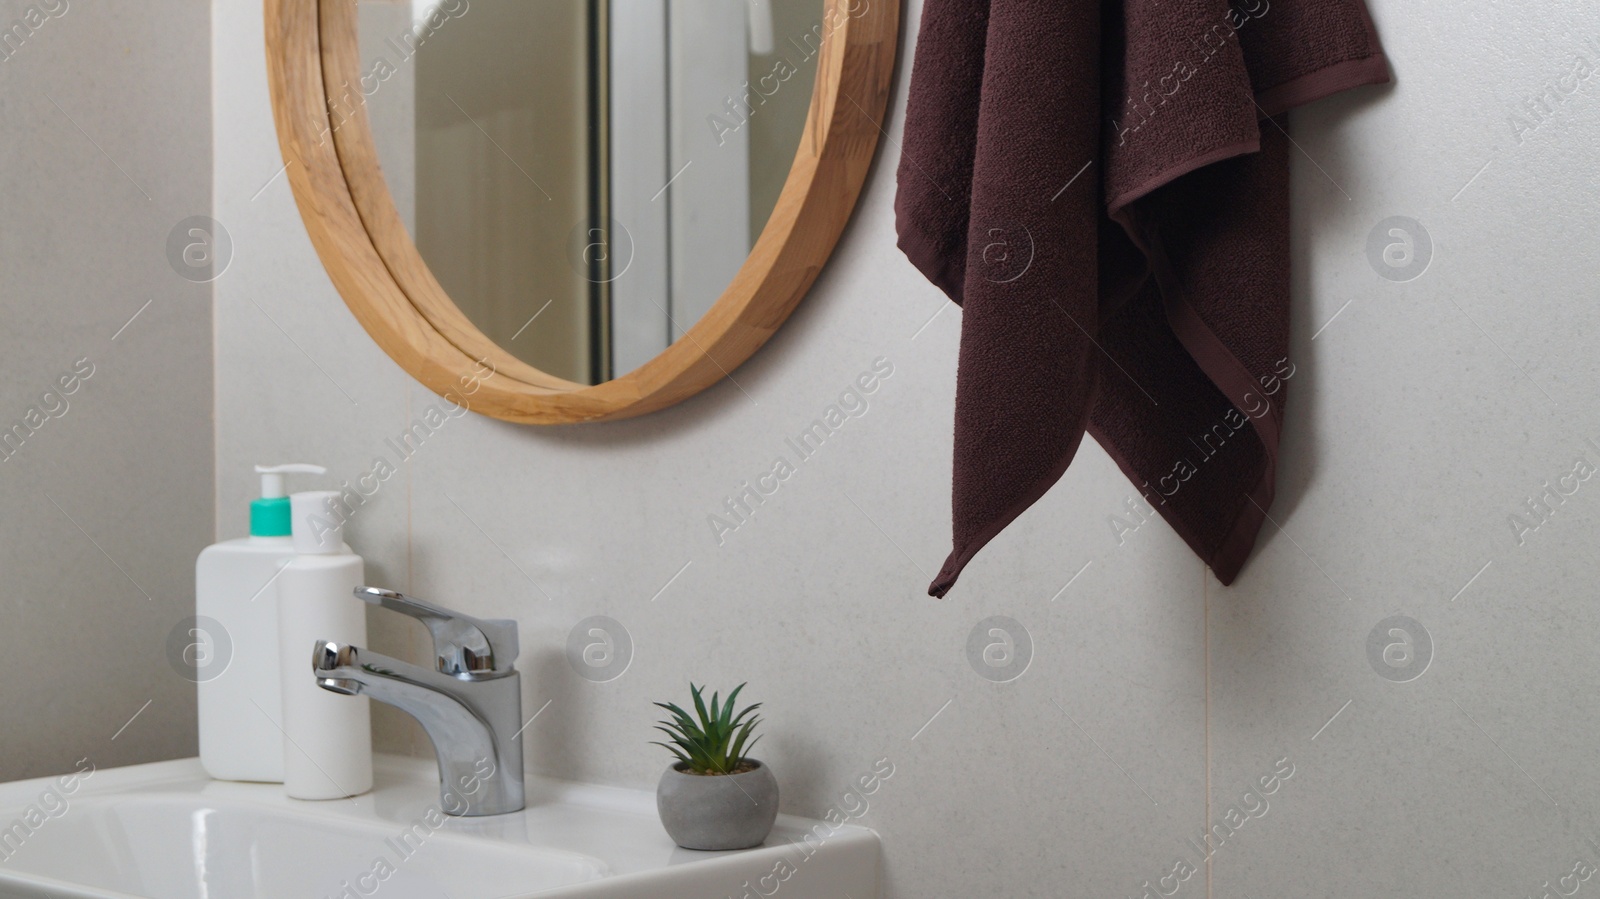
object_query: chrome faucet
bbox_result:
[311,586,525,816]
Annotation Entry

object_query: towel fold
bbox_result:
[897,0,1389,597]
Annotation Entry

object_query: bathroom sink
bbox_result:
[0,755,880,899]
[0,793,599,898]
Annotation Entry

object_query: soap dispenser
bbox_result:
[278,489,373,800]
[196,463,326,782]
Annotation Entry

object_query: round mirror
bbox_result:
[359,0,826,385]
[266,0,898,423]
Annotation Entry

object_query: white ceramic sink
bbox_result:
[0,755,880,899]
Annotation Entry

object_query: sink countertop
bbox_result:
[0,754,881,899]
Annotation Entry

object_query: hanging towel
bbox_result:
[896,0,1389,597]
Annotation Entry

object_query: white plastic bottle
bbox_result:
[278,489,373,800]
[196,463,326,782]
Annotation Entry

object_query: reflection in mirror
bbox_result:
[357,0,822,385]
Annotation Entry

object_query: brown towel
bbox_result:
[897,0,1389,597]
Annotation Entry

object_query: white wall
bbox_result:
[214,1,1600,896]
[0,2,212,781]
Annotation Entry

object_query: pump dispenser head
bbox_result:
[251,464,327,537]
[290,490,345,554]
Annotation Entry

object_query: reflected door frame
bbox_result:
[609,0,753,377]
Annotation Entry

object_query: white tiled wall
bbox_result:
[0,2,212,781]
[211,1,1600,896]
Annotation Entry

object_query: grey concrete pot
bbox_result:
[656,759,779,851]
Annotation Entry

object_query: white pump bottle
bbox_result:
[278,489,373,800]
[196,463,326,782]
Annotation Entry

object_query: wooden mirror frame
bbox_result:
[265,0,899,424]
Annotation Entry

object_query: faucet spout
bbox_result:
[313,640,525,816]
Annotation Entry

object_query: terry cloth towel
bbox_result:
[897,0,1389,597]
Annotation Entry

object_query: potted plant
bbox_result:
[652,682,779,850]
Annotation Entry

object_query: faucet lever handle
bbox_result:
[354,586,519,677]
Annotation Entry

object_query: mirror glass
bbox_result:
[356,0,823,385]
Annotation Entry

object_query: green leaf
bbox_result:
[657,719,699,742]
[691,683,710,730]
[654,702,699,732]
[649,742,691,766]
[729,717,759,761]
[662,739,712,770]
[652,682,763,775]
[719,684,745,732]
[728,702,761,729]
[652,719,691,742]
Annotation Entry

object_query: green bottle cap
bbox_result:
[250,496,292,537]
[250,464,326,536]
